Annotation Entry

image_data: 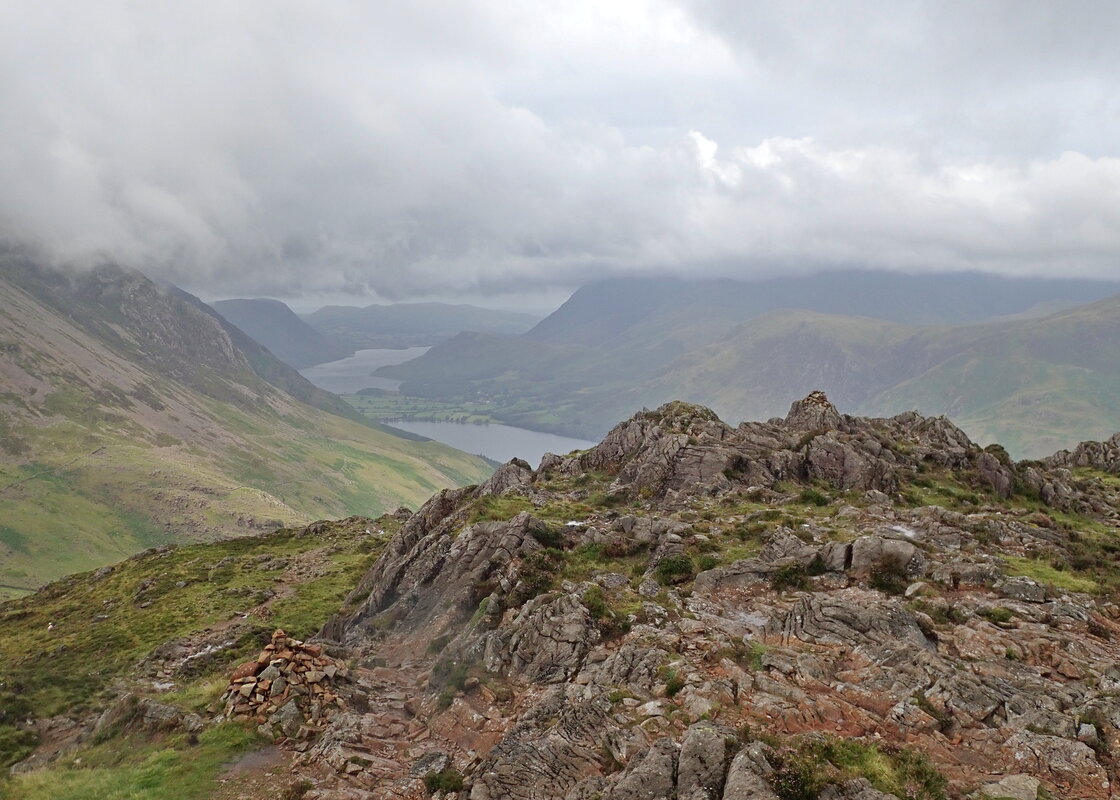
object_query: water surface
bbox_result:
[299,347,429,394]
[301,347,595,464]
[387,420,595,467]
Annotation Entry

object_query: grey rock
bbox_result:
[607,738,678,800]
[999,577,1048,603]
[269,698,304,738]
[483,593,599,684]
[677,723,730,800]
[585,642,669,694]
[1078,723,1099,745]
[469,685,614,800]
[820,541,851,572]
[722,750,778,800]
[595,572,631,590]
[767,589,931,652]
[92,693,202,738]
[849,535,925,578]
[904,581,928,598]
[784,391,842,432]
[259,664,282,681]
[565,777,610,800]
[1046,432,1120,475]
[410,751,451,777]
[976,774,1040,800]
[819,778,898,800]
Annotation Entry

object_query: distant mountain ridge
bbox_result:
[378,271,1120,456]
[211,298,353,369]
[525,271,1120,345]
[303,302,540,350]
[0,251,492,597]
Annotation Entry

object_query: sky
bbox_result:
[1,0,1119,307]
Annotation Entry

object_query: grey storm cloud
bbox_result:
[1,0,1118,300]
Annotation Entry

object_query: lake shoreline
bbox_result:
[300,348,597,464]
[387,419,596,467]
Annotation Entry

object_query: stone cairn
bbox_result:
[220,628,349,740]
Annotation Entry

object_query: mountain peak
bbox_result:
[784,389,842,432]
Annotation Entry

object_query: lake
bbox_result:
[299,347,430,394]
[300,348,597,464]
[387,420,596,467]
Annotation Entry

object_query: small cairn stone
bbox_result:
[784,390,842,432]
[219,629,349,740]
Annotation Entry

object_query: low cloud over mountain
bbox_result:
[2,2,1118,302]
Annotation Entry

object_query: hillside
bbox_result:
[0,253,492,598]
[211,298,353,369]
[6,394,1120,800]
[646,297,1120,459]
[302,302,540,349]
[525,271,1120,345]
[380,274,1120,455]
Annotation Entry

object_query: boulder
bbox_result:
[976,774,1040,800]
[677,723,731,800]
[606,738,679,800]
[722,750,778,800]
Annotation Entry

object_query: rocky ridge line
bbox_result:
[235,394,1120,799]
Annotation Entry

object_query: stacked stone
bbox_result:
[221,628,348,739]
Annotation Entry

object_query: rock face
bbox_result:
[255,396,1120,799]
[1047,432,1120,474]
[533,393,1006,506]
[220,629,349,740]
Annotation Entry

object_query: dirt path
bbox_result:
[211,744,299,800]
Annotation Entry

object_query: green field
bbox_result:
[344,394,500,424]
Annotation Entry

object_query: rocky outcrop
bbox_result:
[93,693,204,738]
[482,593,599,684]
[325,503,550,646]
[533,393,1016,505]
[784,390,844,432]
[677,722,733,800]
[292,395,1120,800]
[469,685,616,800]
[1047,432,1120,474]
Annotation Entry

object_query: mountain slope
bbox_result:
[303,302,540,349]
[644,296,1120,458]
[0,253,492,597]
[865,294,1120,457]
[8,396,1120,799]
[380,267,1120,441]
[525,271,1120,345]
[211,298,353,368]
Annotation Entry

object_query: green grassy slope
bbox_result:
[864,296,1120,457]
[647,297,1120,459]
[380,274,1120,446]
[418,291,1117,459]
[0,261,491,598]
[0,515,398,793]
[633,310,929,424]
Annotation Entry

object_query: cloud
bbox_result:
[1,1,1118,300]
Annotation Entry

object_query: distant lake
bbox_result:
[387,420,596,467]
[300,347,596,464]
[299,347,429,394]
